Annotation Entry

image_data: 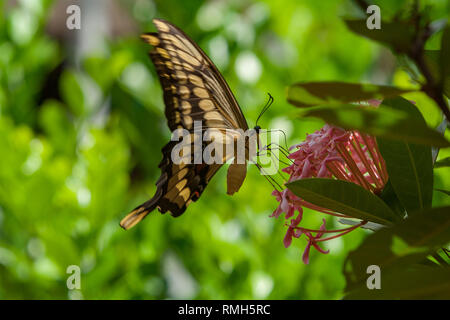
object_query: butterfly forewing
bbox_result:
[142,19,248,131]
[120,19,249,230]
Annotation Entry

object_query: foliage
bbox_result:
[285,0,450,299]
[0,0,449,300]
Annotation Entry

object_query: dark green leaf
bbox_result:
[424,50,441,82]
[299,104,450,147]
[424,24,450,98]
[344,206,450,292]
[378,136,433,213]
[444,79,450,99]
[376,101,433,214]
[378,180,405,218]
[377,97,433,213]
[286,178,399,225]
[287,81,414,107]
[344,19,415,53]
[344,267,450,299]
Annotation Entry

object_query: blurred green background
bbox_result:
[0,0,449,299]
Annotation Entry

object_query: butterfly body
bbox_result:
[120,19,256,230]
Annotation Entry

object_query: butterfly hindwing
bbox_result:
[120,140,223,229]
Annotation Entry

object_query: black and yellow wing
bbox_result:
[120,19,249,230]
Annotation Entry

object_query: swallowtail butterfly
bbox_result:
[120,19,260,230]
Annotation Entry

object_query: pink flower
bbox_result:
[302,219,329,264]
[283,209,303,248]
[271,102,387,264]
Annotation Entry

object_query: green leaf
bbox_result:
[435,188,450,196]
[435,157,450,168]
[299,104,450,147]
[432,118,448,162]
[84,50,133,90]
[377,97,433,214]
[286,81,414,107]
[286,178,398,225]
[344,19,415,53]
[424,50,441,82]
[441,25,450,80]
[440,25,450,97]
[344,267,450,299]
[344,206,450,294]
[378,136,433,213]
[59,69,85,116]
[378,180,405,218]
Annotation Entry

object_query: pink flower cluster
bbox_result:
[271,123,388,264]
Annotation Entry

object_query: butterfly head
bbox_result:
[254,125,261,134]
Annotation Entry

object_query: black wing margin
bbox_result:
[120,141,221,229]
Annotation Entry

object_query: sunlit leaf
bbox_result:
[59,69,85,116]
[84,50,133,90]
[378,180,405,218]
[424,50,441,81]
[378,137,433,213]
[287,81,414,107]
[110,83,166,177]
[286,178,399,225]
[435,188,450,196]
[435,157,450,168]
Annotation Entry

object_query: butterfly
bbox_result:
[120,19,261,230]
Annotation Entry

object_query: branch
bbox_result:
[352,0,449,120]
[409,23,450,121]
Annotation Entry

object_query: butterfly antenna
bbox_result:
[255,93,274,127]
[265,129,289,151]
[255,163,284,191]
